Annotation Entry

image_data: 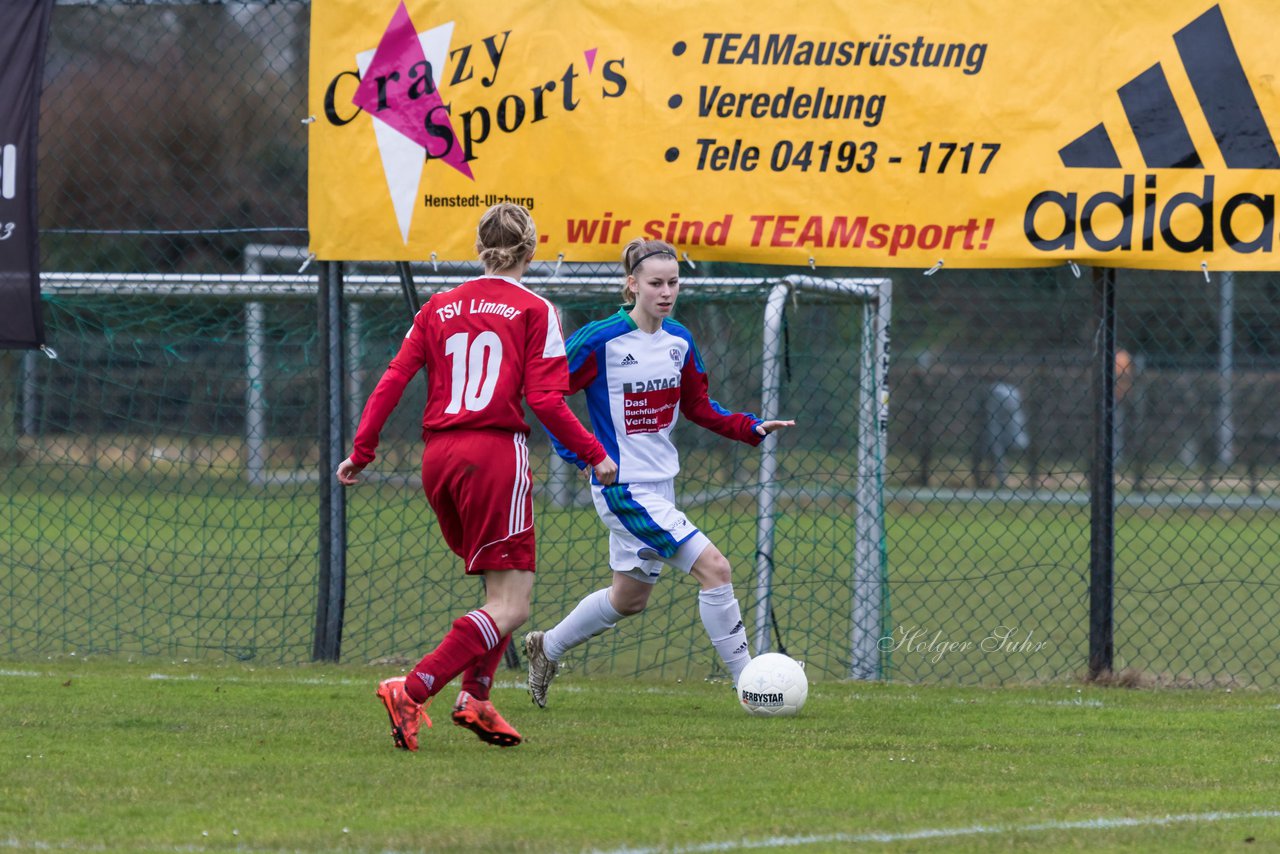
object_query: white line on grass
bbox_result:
[591,809,1280,854]
[4,810,1276,853]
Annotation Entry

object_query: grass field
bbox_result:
[1,658,1278,853]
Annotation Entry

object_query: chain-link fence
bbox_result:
[3,1,1277,687]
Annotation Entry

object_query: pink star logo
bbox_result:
[351,2,472,243]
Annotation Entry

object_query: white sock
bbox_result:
[699,583,751,685]
[544,588,624,661]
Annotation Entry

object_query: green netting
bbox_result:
[1,273,887,684]
[7,267,1280,685]
[8,0,1279,687]
[339,281,881,682]
[3,290,319,660]
[880,265,1280,687]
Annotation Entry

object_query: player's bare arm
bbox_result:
[755,419,796,436]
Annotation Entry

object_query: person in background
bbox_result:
[1114,347,1134,464]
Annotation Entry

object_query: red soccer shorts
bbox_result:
[421,430,536,573]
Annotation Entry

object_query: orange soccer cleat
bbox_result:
[375,676,432,751]
[450,690,523,747]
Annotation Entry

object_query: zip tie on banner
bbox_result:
[924,259,944,276]
[553,252,565,277]
[682,251,696,270]
[1201,260,1210,282]
[429,251,438,273]
[298,252,316,273]
[300,115,316,125]
[40,344,58,361]
[808,256,817,271]
[1068,260,1081,278]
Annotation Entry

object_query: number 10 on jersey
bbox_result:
[443,331,504,413]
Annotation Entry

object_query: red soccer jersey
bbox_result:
[351,275,603,467]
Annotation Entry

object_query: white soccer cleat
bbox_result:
[523,631,558,708]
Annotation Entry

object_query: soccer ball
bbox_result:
[736,653,808,717]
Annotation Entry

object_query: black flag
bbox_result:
[0,0,54,349]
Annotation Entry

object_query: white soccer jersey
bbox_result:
[552,309,763,482]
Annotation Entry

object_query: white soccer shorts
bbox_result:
[591,480,711,583]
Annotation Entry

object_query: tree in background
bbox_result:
[38,4,307,273]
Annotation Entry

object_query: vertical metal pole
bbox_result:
[244,252,267,486]
[851,279,891,680]
[21,349,38,436]
[314,261,347,662]
[346,300,364,433]
[245,301,266,487]
[1088,266,1116,678]
[0,352,14,455]
[548,304,580,509]
[1216,271,1236,469]
[325,261,348,661]
[547,446,580,508]
[751,282,788,655]
[396,261,421,314]
[314,263,332,661]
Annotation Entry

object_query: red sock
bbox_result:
[404,610,500,704]
[461,634,510,701]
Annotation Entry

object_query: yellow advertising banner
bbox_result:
[308,1,1280,270]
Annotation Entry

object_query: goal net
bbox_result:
[5,266,888,681]
[527,273,890,682]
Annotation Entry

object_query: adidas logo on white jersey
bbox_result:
[620,353,638,366]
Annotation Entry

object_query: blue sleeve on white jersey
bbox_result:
[546,428,586,469]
